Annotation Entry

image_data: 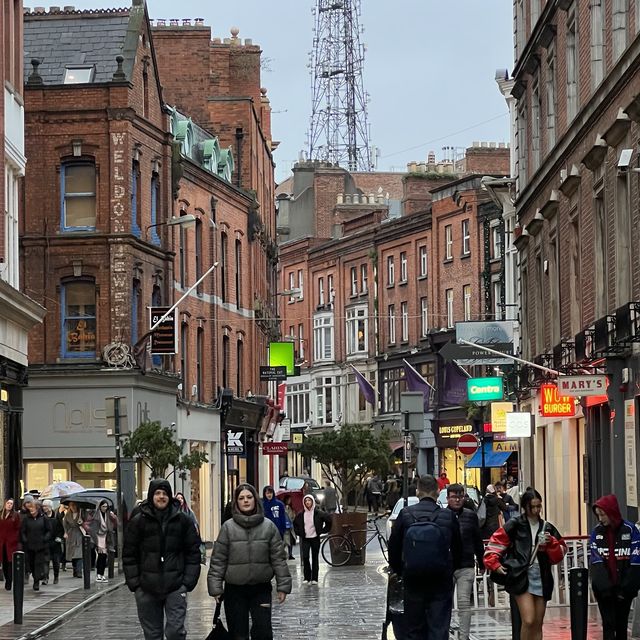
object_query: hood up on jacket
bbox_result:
[593,494,623,530]
[232,483,264,529]
[147,478,173,501]
[302,494,316,511]
[262,485,277,501]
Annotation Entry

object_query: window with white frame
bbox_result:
[313,313,334,361]
[315,376,340,425]
[531,0,540,26]
[400,252,408,282]
[566,5,578,121]
[531,75,541,171]
[517,100,528,188]
[463,285,472,321]
[382,367,406,413]
[401,301,409,341]
[286,382,310,426]
[491,223,502,260]
[318,277,325,306]
[328,274,334,304]
[350,266,358,296]
[612,0,628,60]
[388,304,396,344]
[288,271,295,302]
[461,220,470,256]
[546,42,556,149]
[493,280,504,320]
[387,256,395,286]
[61,280,96,357]
[419,245,428,277]
[61,162,96,230]
[346,306,368,355]
[446,289,454,328]
[298,324,305,359]
[420,297,429,337]
[297,269,304,300]
[445,225,453,260]
[590,0,605,88]
[360,264,368,293]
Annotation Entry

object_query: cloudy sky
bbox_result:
[61,1,514,181]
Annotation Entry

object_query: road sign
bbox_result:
[467,377,504,402]
[439,341,513,365]
[259,365,287,382]
[403,435,412,463]
[557,375,607,397]
[149,306,177,355]
[457,433,480,456]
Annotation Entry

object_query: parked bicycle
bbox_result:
[321,513,388,566]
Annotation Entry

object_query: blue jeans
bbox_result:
[404,586,453,640]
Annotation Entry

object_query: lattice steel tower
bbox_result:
[307,0,374,171]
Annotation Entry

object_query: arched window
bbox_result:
[150,172,160,245]
[236,339,244,396]
[220,232,228,303]
[195,218,203,294]
[131,160,141,237]
[61,279,96,357]
[235,239,242,308]
[222,334,230,389]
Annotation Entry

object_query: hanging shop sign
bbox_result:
[262,442,288,456]
[226,430,244,454]
[506,412,532,438]
[490,402,514,433]
[467,377,504,402]
[492,440,519,452]
[434,420,474,448]
[539,384,576,417]
[149,306,177,355]
[624,399,638,507]
[557,375,608,397]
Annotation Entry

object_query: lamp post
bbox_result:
[144,214,197,240]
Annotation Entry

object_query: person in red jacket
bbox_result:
[0,498,21,591]
[590,494,640,640]
[484,488,566,640]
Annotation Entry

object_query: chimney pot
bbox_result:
[63,5,74,10]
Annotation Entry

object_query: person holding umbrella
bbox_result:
[0,498,21,590]
[42,499,63,585]
[87,500,117,583]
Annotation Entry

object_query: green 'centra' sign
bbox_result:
[467,377,504,401]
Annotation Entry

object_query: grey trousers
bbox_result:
[453,568,476,640]
[134,587,188,640]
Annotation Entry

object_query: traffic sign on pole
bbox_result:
[457,433,480,456]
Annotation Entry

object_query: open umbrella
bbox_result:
[40,481,85,499]
[61,489,116,511]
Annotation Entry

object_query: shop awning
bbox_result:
[465,443,512,468]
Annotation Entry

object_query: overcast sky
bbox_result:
[62,1,514,181]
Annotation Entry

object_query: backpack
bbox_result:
[402,509,451,577]
[477,498,487,528]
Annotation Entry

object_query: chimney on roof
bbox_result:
[27,59,43,86]
[34,6,46,12]
[169,18,178,26]
[182,18,191,25]
[50,6,60,11]
[194,18,204,25]
[63,5,74,11]
[156,18,165,26]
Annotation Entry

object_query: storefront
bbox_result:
[434,418,480,488]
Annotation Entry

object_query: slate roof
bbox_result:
[24,10,132,85]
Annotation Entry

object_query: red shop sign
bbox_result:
[262,442,289,456]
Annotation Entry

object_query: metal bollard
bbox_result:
[13,551,25,625]
[107,550,115,579]
[509,594,521,640]
[569,566,589,640]
[82,535,92,590]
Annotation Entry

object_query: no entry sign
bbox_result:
[457,433,480,456]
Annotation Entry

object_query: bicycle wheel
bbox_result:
[321,535,352,567]
[378,534,388,562]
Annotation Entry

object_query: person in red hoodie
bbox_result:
[0,498,21,591]
[590,494,640,639]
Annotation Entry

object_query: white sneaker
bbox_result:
[302,580,310,585]
[311,580,318,585]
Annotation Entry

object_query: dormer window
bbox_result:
[64,66,95,84]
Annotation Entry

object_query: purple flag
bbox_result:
[350,365,376,406]
[441,361,469,407]
[403,359,434,412]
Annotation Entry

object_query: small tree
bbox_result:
[122,420,208,479]
[299,423,390,511]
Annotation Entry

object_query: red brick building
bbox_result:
[511,0,640,532]
[0,0,45,499]
[278,146,509,478]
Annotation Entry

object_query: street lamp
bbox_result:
[145,214,197,240]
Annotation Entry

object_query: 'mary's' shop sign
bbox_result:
[557,375,608,397]
[539,384,576,418]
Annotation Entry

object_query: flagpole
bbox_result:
[150,262,219,332]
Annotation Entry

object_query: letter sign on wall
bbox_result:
[539,384,576,418]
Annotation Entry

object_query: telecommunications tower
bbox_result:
[307,0,374,171]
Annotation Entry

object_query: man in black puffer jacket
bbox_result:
[123,479,201,640]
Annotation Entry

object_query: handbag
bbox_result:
[204,599,231,640]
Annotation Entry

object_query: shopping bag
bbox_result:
[204,600,230,640]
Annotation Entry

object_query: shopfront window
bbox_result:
[61,280,96,358]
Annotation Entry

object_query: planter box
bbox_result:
[330,511,367,566]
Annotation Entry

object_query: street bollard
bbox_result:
[82,535,92,590]
[107,550,115,579]
[569,566,589,640]
[13,551,25,625]
[509,594,521,640]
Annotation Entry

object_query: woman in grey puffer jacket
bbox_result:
[208,483,291,639]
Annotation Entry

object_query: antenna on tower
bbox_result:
[307,0,374,172]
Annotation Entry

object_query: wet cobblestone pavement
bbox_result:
[42,548,389,639]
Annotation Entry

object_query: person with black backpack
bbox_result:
[388,474,462,640]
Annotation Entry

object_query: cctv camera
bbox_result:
[170,422,176,428]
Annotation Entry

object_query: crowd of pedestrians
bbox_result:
[0,494,119,591]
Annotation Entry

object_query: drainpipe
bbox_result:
[235,127,244,188]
